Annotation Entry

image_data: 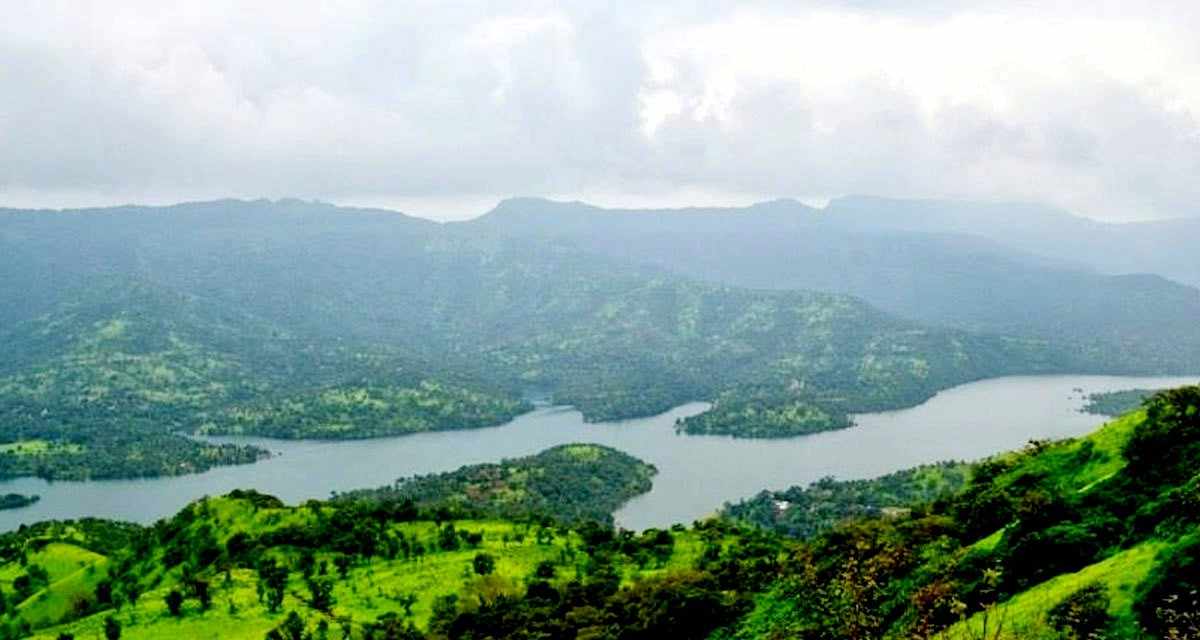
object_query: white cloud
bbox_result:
[1,1,1199,219]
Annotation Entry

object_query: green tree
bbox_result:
[192,579,212,610]
[307,576,335,612]
[165,589,184,617]
[104,616,121,640]
[473,552,496,576]
[258,560,289,613]
[1047,583,1111,639]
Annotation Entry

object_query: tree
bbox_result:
[192,579,212,610]
[1047,583,1111,639]
[333,554,352,578]
[438,523,460,551]
[307,577,335,612]
[473,552,496,576]
[95,580,114,607]
[165,589,184,617]
[104,616,121,640]
[534,560,556,579]
[258,560,290,613]
[280,610,306,640]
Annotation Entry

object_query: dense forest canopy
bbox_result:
[334,444,657,526]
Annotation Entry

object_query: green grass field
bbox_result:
[18,495,712,639]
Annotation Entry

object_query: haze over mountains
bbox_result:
[4,195,1199,381]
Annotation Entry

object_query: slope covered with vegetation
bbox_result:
[335,444,657,526]
[471,197,1200,374]
[0,200,1105,481]
[2,387,1198,639]
[724,462,972,539]
[726,386,1200,639]
[0,282,528,480]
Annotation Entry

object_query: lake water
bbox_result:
[0,374,1194,532]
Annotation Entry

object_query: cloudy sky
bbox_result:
[2,1,1199,220]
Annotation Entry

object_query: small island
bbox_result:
[0,493,40,510]
[1082,388,1162,416]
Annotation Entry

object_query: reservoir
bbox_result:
[0,374,1194,532]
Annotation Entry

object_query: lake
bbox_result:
[0,374,1194,532]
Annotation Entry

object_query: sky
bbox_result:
[2,1,1199,221]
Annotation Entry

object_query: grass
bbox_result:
[995,410,1143,496]
[0,440,84,456]
[0,542,112,629]
[27,496,714,639]
[949,540,1166,639]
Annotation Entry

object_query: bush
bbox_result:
[1124,387,1200,487]
[1047,582,1110,639]
[473,552,496,576]
[1135,535,1200,638]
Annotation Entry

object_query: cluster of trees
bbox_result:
[199,382,530,440]
[337,444,657,525]
[1081,388,1161,416]
[725,461,971,538]
[0,494,39,511]
[239,518,770,640]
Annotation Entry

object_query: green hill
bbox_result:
[336,444,657,526]
[0,282,529,480]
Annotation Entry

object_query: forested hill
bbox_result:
[0,198,1195,480]
[334,444,657,526]
[467,197,1200,372]
[3,387,1199,640]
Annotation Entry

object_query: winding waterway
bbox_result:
[0,374,1194,532]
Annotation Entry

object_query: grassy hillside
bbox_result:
[724,386,1200,640]
[0,443,674,636]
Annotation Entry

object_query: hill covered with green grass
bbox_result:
[2,387,1199,639]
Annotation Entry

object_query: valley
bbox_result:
[1,375,1193,535]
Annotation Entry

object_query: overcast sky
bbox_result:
[2,1,1199,220]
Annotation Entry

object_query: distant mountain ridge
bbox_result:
[457,196,1200,372]
[469,194,1200,287]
